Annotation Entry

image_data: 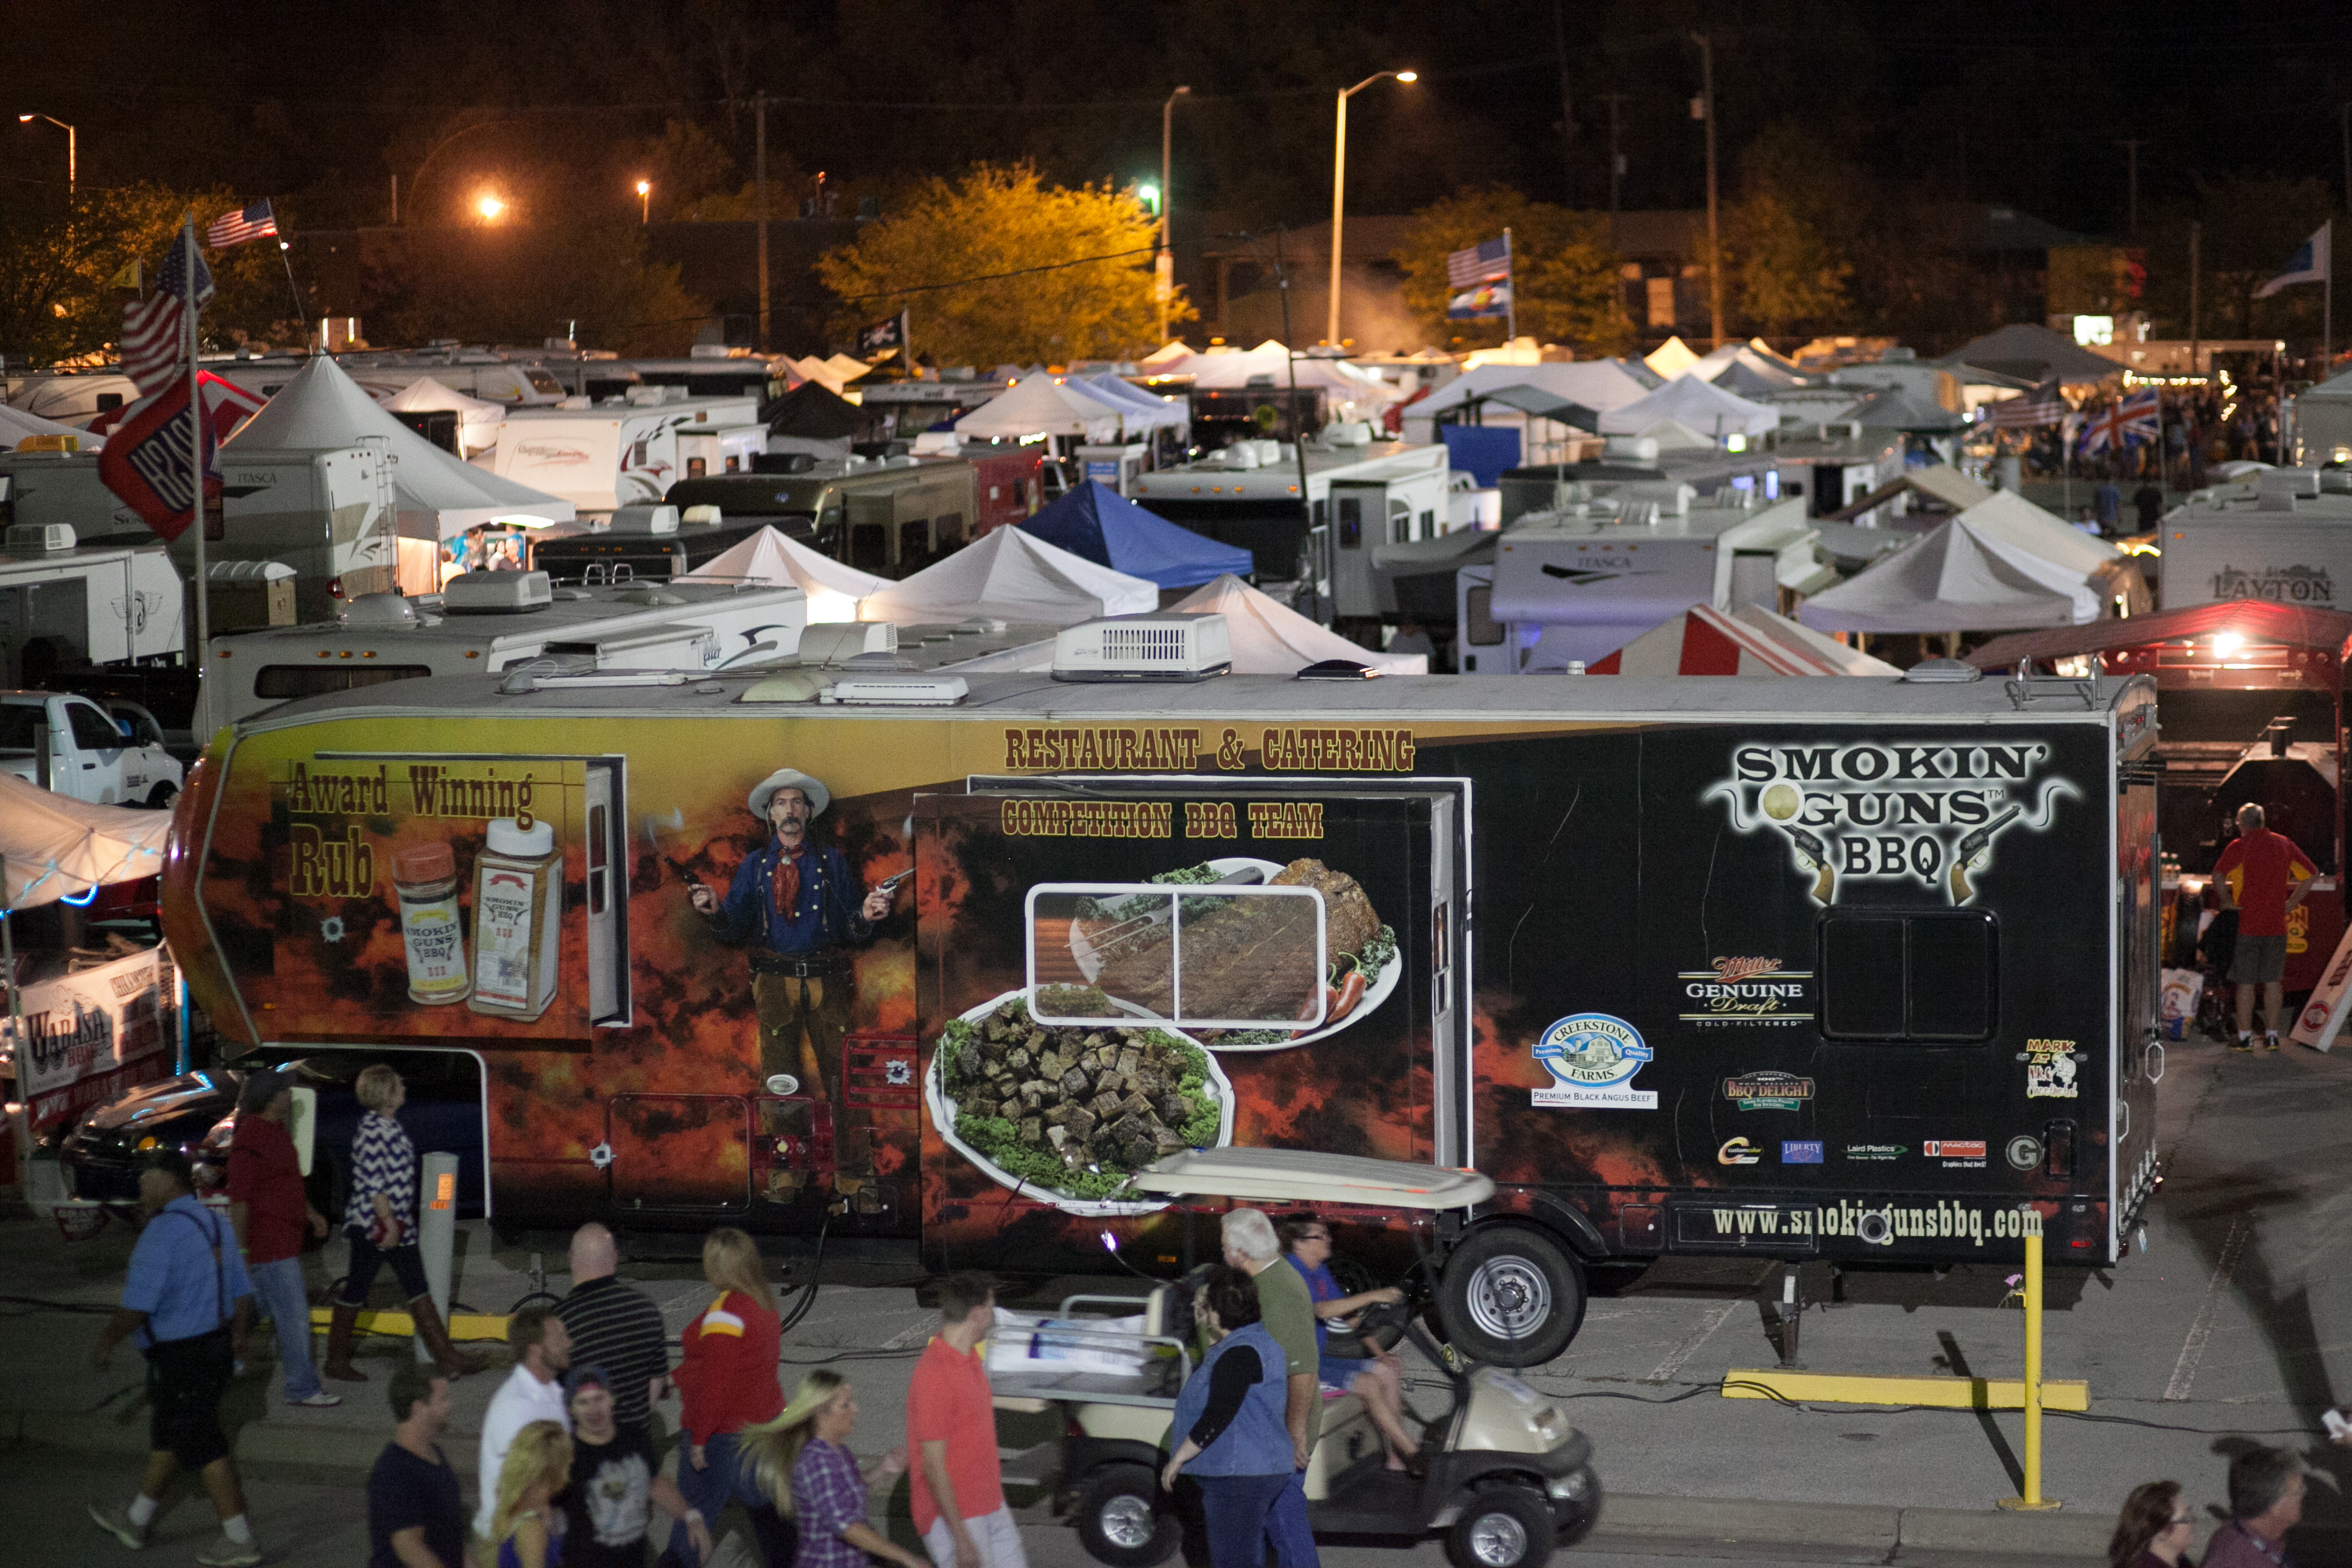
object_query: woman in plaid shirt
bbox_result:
[741,1370,928,1568]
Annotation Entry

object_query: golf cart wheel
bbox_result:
[1445,1485,1556,1568]
[1438,1226,1585,1368]
[1074,1464,1179,1568]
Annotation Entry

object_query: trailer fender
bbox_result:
[1472,1190,1609,1261]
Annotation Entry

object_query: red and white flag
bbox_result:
[119,226,213,396]
[206,199,278,249]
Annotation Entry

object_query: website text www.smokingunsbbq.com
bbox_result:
[1704,1199,2049,1247]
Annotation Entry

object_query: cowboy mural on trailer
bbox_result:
[688,769,900,1199]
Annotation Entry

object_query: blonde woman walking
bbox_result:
[487,1419,572,1568]
[741,1370,927,1568]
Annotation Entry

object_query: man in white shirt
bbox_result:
[474,1305,572,1538]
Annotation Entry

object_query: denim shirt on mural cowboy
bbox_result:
[706,836,874,957]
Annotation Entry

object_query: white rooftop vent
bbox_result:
[680,504,722,526]
[338,591,420,627]
[822,673,969,705]
[7,522,74,553]
[442,570,554,615]
[610,504,680,534]
[1053,612,1231,682]
[1324,421,1374,446]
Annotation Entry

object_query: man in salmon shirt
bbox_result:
[2214,802,2317,1051]
[907,1273,1025,1568]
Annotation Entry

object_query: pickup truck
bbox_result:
[0,691,183,807]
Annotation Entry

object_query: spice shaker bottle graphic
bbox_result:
[468,816,561,1020]
[393,842,470,1005]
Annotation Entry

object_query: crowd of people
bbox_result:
[74,1072,2345,1568]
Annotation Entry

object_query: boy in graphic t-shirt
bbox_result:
[2213,803,2317,1051]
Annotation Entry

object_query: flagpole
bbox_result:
[275,219,305,328]
[1503,227,1517,349]
[185,219,209,708]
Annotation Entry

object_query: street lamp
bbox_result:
[476,192,506,222]
[635,179,651,224]
[1329,71,1415,348]
[17,113,74,196]
[1158,84,1190,347]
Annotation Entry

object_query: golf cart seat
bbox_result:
[1303,1392,1374,1500]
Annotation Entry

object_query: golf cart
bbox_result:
[990,1150,1602,1568]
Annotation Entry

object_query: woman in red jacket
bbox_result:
[671,1227,785,1564]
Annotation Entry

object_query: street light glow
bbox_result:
[635,180,650,196]
[476,193,505,220]
[1137,182,1159,214]
[1396,71,1418,83]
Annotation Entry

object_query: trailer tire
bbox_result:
[146,782,178,811]
[1445,1484,1556,1568]
[1438,1226,1584,1368]
[1073,1464,1179,1568]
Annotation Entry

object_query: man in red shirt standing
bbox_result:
[908,1273,1025,1568]
[2214,803,2318,1051]
[225,1068,337,1407]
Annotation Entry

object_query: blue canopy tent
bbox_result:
[1019,480,1254,589]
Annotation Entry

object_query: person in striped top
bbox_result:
[671,1229,786,1564]
[554,1224,671,1441]
[323,1066,488,1383]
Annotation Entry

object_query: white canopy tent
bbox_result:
[0,772,169,911]
[1079,372,1188,434]
[226,357,573,541]
[1170,573,1427,675]
[679,525,887,622]
[859,525,1157,626]
[1589,602,1901,676]
[1684,341,1810,394]
[1412,360,1657,422]
[381,376,507,459]
[1644,337,1702,379]
[1796,493,2125,634]
[953,376,1122,442]
[1150,341,1400,420]
[1598,375,1779,439]
[0,401,98,450]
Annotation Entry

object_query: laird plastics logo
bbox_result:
[2211,562,2333,604]
[1706,741,2078,906]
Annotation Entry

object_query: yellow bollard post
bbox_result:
[1999,1210,2061,1511]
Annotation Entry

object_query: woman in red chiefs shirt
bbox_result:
[671,1228,785,1563]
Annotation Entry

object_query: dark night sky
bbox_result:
[4,1,2350,235]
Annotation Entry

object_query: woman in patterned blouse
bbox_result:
[322,1065,488,1383]
[740,1370,927,1568]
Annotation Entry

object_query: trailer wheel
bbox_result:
[1438,1226,1584,1367]
[1073,1464,1179,1568]
[1445,1484,1556,1568]
[147,782,178,811]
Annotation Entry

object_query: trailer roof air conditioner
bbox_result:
[442,570,554,614]
[1053,612,1231,682]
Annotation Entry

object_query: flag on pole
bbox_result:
[855,309,911,361]
[119,230,213,396]
[206,199,279,249]
[2077,389,2161,457]
[1990,379,2065,428]
[105,259,144,292]
[96,381,221,542]
[1446,235,1514,322]
[2255,222,2331,298]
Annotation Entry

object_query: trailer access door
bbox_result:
[915,775,1470,1273]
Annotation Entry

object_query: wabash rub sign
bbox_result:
[1706,739,2078,905]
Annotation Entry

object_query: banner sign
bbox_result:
[96,381,220,542]
[7,947,172,1124]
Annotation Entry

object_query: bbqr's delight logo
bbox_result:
[1706,740,2078,905]
[1532,1013,1657,1109]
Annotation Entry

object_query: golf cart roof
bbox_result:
[1131,1149,1494,1210]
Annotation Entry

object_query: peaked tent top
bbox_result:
[678,524,888,621]
[0,400,95,448]
[953,376,1121,440]
[1644,337,1701,379]
[1169,573,1427,675]
[1597,373,1778,437]
[1414,361,1657,420]
[1018,481,1253,588]
[1686,342,1809,391]
[225,356,573,540]
[859,524,1157,626]
[382,376,503,416]
[1936,323,2124,384]
[1078,372,1188,431]
[765,380,885,440]
[1797,515,2094,634]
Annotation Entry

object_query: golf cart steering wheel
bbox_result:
[1326,1298,1412,1358]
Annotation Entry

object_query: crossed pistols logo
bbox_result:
[1705,740,2077,905]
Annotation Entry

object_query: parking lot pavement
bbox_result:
[5,1027,2350,1563]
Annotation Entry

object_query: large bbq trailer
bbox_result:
[162,648,2158,1363]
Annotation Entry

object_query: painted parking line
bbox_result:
[1646,1298,1747,1385]
[2164,1213,2249,1401]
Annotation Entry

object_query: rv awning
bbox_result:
[0,772,170,911]
[1965,600,2352,670]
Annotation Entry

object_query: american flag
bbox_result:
[1446,236,1511,288]
[2078,388,2161,457]
[1989,380,2064,428]
[207,199,278,249]
[119,226,213,397]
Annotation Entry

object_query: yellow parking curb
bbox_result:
[308,1306,510,1342]
[1722,1369,2089,1412]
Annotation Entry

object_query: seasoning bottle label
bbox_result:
[474,866,540,1011]
[401,899,468,1003]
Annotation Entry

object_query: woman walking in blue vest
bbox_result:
[1160,1265,1305,1568]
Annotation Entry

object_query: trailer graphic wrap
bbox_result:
[171,693,2147,1274]
[1707,739,2080,905]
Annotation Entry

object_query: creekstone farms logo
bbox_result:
[1707,741,2077,905]
[1532,1013,1656,1109]
[1683,956,1812,1026]
[2211,562,2333,604]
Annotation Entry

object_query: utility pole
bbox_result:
[755,90,771,352]
[1158,85,1190,347]
[1552,0,1575,205]
[2116,138,2145,237]
[2189,220,2200,383]
[2341,103,2351,217]
[1693,32,1722,349]
[1602,92,1628,244]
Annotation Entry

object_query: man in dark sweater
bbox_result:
[554,1224,671,1442]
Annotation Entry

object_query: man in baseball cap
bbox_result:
[690,769,897,1170]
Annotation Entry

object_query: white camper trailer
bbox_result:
[492,395,763,513]
[0,526,184,682]
[205,439,401,620]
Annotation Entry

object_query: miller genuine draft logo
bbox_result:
[1681,956,1811,1026]
[2210,562,2333,604]
[1706,740,2078,906]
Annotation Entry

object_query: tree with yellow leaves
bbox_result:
[815,164,1182,367]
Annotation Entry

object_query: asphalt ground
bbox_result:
[5,1024,2351,1565]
